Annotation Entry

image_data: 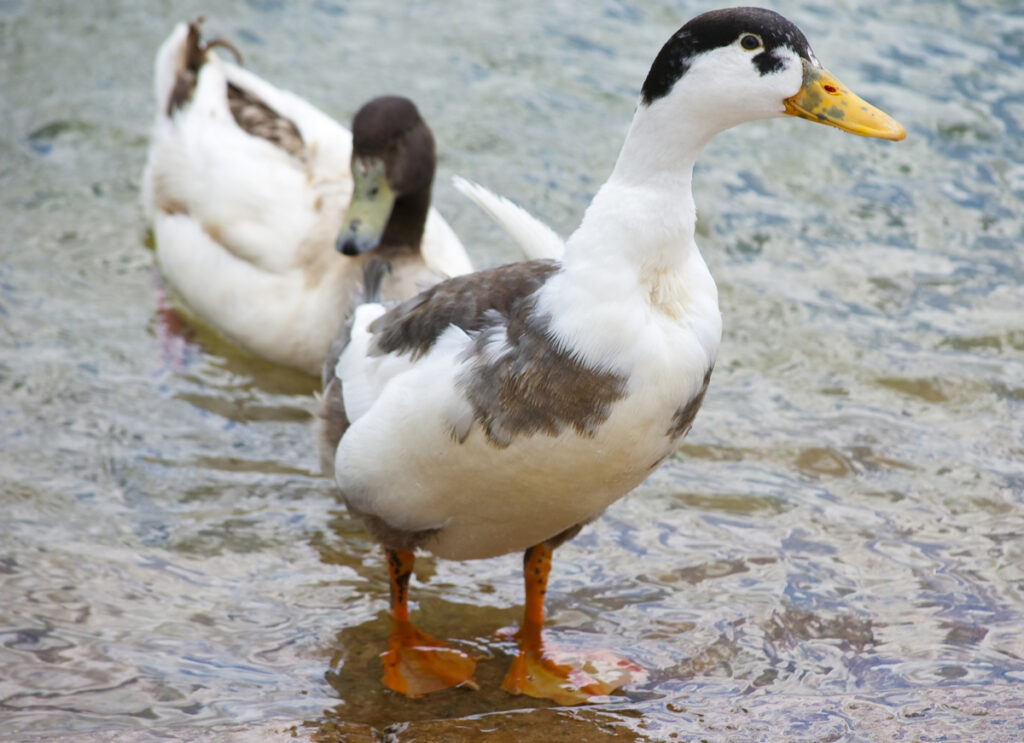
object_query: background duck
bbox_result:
[318,6,903,704]
[141,19,473,375]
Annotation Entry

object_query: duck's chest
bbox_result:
[600,316,717,458]
[455,253,722,487]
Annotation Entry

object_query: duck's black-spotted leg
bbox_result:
[380,548,477,696]
[501,543,646,705]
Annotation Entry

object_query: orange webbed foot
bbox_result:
[380,548,478,697]
[500,542,646,704]
[500,633,645,705]
[381,619,478,697]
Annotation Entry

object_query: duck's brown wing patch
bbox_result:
[373,258,632,447]
[314,377,348,479]
[458,300,628,448]
[666,367,712,440]
[369,259,561,359]
[226,83,306,162]
[165,20,305,161]
[316,303,358,478]
[368,258,626,447]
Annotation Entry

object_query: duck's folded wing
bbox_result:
[219,61,352,165]
[370,260,558,357]
[332,260,561,424]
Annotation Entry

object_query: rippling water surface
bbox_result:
[2,1,1023,740]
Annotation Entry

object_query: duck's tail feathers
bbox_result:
[154,18,246,119]
[451,176,565,261]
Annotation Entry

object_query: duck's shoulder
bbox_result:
[369,259,560,359]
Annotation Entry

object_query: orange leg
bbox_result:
[380,548,477,697]
[501,543,646,705]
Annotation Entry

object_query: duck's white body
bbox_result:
[331,67,732,560]
[324,5,904,564]
[317,6,905,702]
[337,251,718,561]
[142,23,472,375]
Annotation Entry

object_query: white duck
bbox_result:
[141,20,474,375]
[317,7,904,703]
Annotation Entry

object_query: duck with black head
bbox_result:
[317,6,904,704]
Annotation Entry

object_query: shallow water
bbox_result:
[2,0,1023,741]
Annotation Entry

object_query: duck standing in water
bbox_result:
[318,7,905,704]
[142,20,473,375]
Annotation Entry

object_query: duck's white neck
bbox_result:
[535,97,722,372]
[612,95,718,187]
[563,96,714,282]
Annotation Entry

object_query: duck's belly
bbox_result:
[335,351,712,561]
[425,412,678,560]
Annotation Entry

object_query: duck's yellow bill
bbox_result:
[783,60,905,141]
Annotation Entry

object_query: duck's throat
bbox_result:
[379,187,431,251]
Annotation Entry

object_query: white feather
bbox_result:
[451,176,565,261]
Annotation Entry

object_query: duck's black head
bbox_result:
[641,7,815,106]
[635,7,904,141]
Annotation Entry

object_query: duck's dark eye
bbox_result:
[740,34,761,51]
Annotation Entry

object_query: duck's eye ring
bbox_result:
[740,34,761,51]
